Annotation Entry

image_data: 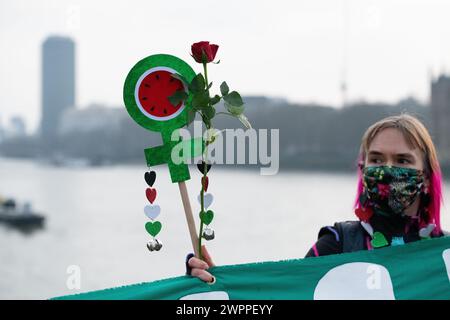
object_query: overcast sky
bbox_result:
[1,0,450,132]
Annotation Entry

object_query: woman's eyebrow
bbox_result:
[368,151,415,159]
[396,153,415,159]
[367,150,384,156]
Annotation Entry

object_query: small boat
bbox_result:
[0,198,45,230]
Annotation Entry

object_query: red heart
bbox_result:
[202,176,209,192]
[146,188,157,204]
[355,206,373,222]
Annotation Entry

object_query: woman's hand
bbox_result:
[187,245,216,283]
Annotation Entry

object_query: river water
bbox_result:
[0,157,449,299]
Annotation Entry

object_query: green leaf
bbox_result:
[191,91,209,110]
[225,101,244,116]
[223,91,243,107]
[220,81,229,96]
[202,116,212,129]
[237,113,252,129]
[210,95,221,105]
[223,91,244,116]
[189,73,205,93]
[168,90,188,106]
[203,106,216,120]
[170,73,187,84]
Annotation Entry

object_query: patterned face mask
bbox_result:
[360,166,425,217]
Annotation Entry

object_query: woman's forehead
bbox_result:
[368,128,421,157]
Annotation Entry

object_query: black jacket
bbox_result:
[305,217,445,258]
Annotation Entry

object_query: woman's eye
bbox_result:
[368,158,382,164]
[398,158,411,164]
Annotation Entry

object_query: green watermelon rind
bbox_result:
[123,54,196,133]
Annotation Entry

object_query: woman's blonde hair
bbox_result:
[354,113,444,235]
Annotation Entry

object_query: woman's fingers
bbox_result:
[187,246,216,283]
[188,256,209,270]
[190,268,214,283]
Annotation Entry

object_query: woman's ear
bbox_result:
[421,177,432,209]
[358,161,364,170]
[424,177,430,193]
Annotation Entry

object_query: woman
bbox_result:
[186,114,446,283]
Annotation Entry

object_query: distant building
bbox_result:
[0,115,27,140]
[40,36,76,141]
[58,104,124,135]
[0,116,4,142]
[430,74,450,165]
[9,116,27,137]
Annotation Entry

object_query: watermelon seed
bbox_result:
[142,97,147,100]
[144,84,150,88]
[156,74,160,80]
[163,109,167,114]
[150,106,155,111]
[169,78,174,83]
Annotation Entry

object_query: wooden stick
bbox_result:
[178,181,200,258]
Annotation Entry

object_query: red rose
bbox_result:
[191,41,219,63]
[354,206,373,222]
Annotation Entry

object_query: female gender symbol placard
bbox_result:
[123,54,202,183]
[123,54,203,257]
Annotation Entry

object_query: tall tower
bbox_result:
[340,0,349,108]
[430,74,450,165]
[41,36,75,141]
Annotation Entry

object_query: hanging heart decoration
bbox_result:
[145,221,162,237]
[200,210,214,225]
[201,176,209,192]
[146,188,157,204]
[144,171,156,187]
[419,223,436,238]
[198,193,213,209]
[371,231,389,248]
[197,161,212,174]
[144,204,161,220]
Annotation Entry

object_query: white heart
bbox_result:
[419,223,436,238]
[144,205,160,220]
[360,221,373,237]
[198,193,214,209]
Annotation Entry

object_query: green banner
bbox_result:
[54,236,450,300]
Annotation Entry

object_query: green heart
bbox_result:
[145,221,162,237]
[371,231,388,248]
[199,210,214,225]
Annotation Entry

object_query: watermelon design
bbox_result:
[123,54,196,133]
[135,67,186,121]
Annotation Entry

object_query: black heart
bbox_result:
[197,161,212,174]
[144,171,156,187]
